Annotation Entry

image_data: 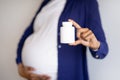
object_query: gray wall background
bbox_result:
[0,0,120,80]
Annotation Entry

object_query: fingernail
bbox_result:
[68,19,72,21]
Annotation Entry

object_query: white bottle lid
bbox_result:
[62,22,73,27]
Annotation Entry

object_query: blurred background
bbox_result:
[0,0,120,80]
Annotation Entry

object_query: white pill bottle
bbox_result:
[60,22,75,43]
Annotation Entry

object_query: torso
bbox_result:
[22,0,66,80]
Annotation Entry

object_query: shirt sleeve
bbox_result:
[85,0,109,59]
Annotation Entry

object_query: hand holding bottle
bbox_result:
[68,19,100,50]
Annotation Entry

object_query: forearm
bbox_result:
[18,63,29,79]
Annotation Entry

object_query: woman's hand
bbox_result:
[18,63,35,79]
[68,19,100,50]
[18,63,50,80]
[30,73,51,80]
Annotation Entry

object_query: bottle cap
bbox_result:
[62,22,72,27]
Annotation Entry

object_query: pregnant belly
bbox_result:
[22,34,58,79]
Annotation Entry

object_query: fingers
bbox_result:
[25,66,35,76]
[68,19,81,29]
[81,29,92,39]
[40,75,50,80]
[68,19,99,48]
[69,40,81,46]
[25,67,50,80]
[80,39,89,47]
[68,19,91,39]
[18,64,34,79]
[76,28,89,39]
[80,29,93,41]
[25,66,35,72]
[84,33,94,41]
[69,27,94,46]
[18,65,50,80]
[22,66,35,79]
[30,73,50,80]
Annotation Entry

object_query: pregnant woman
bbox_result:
[16,0,109,80]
